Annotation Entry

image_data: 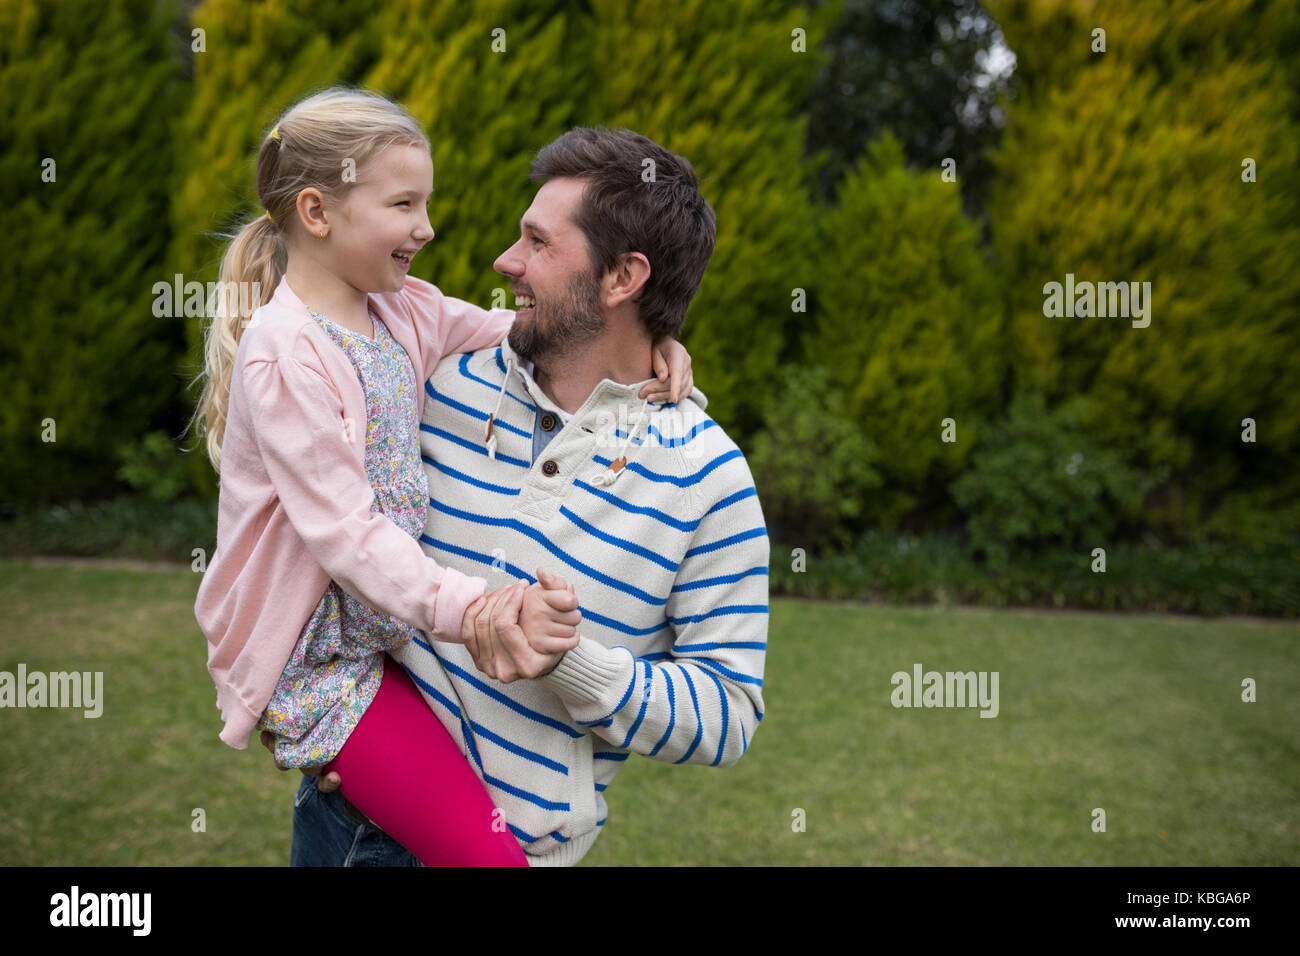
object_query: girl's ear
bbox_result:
[295,187,330,238]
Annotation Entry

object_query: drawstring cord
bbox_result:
[483,354,652,488]
[591,396,651,487]
[484,357,515,460]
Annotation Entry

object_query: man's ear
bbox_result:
[605,252,650,309]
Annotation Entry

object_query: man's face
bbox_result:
[495,177,605,364]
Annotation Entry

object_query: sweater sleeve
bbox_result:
[242,355,487,641]
[539,464,770,767]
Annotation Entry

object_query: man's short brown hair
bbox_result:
[530,127,717,340]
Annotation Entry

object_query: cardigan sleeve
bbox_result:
[376,277,515,381]
[242,355,487,641]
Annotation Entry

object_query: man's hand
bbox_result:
[260,730,341,793]
[465,569,581,683]
[460,582,533,681]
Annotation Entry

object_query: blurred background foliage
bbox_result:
[2,0,1296,613]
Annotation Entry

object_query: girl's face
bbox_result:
[330,143,436,294]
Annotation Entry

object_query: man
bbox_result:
[290,127,770,866]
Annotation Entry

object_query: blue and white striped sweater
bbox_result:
[391,341,769,866]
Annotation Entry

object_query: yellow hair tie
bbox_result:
[268,126,281,142]
[262,209,274,224]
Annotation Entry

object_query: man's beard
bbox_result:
[508,266,604,365]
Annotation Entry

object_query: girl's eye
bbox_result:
[397,201,412,207]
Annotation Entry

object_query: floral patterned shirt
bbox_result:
[259,308,429,768]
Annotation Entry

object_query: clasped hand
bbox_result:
[461,567,581,683]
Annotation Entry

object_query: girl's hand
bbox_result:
[520,568,581,651]
[640,337,694,405]
[259,730,342,793]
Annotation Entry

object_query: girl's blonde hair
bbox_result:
[191,87,429,473]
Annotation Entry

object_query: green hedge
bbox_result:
[0,0,189,506]
[770,531,1299,618]
[987,0,1300,538]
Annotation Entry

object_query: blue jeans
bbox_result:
[290,774,422,867]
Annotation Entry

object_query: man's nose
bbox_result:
[494,239,524,277]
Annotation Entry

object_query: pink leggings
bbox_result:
[323,655,528,866]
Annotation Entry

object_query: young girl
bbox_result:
[191,88,694,866]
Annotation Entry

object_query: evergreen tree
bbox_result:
[0,0,188,507]
[806,0,1015,218]
[987,0,1300,539]
[173,0,825,462]
[805,133,1005,529]
[363,0,586,306]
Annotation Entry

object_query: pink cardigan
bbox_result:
[195,274,514,749]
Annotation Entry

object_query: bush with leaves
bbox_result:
[116,431,192,503]
[950,390,1163,567]
[0,0,188,507]
[747,365,883,552]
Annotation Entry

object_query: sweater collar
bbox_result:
[499,337,662,416]
[484,339,663,488]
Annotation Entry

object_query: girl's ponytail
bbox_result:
[194,210,284,473]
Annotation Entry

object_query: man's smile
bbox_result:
[513,288,536,313]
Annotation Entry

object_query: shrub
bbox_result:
[747,366,883,552]
[950,390,1163,567]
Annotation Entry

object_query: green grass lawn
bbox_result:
[0,558,1295,866]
